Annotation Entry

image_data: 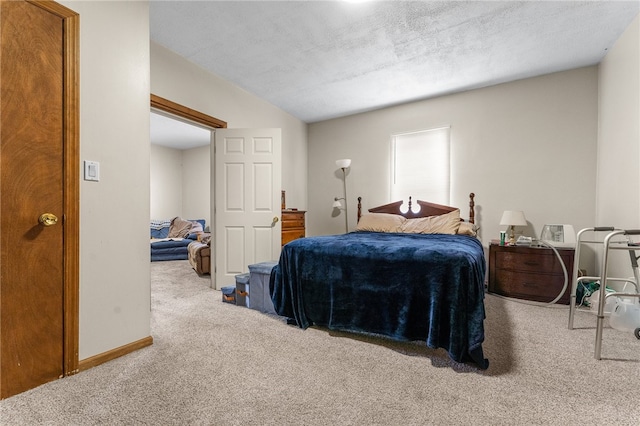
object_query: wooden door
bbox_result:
[214,128,282,290]
[0,0,79,399]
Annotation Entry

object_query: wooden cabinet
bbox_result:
[281,210,305,246]
[488,243,575,304]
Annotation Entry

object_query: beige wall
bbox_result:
[596,15,639,280]
[60,0,151,359]
[150,42,308,212]
[308,67,599,256]
[150,144,211,227]
[182,145,211,227]
[150,145,183,220]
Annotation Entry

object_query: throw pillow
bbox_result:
[400,209,461,234]
[356,213,406,233]
[168,216,193,238]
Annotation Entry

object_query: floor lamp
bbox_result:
[333,159,351,233]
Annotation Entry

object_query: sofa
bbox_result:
[150,217,206,261]
[187,238,211,275]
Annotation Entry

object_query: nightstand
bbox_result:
[488,243,575,304]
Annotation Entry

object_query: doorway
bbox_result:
[149,95,226,286]
[0,0,80,399]
[150,96,283,290]
[150,111,212,236]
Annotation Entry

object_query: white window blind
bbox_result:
[391,127,450,207]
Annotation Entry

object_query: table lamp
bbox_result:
[500,210,527,245]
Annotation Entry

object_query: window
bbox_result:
[390,127,450,207]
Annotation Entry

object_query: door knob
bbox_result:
[273,216,279,224]
[39,213,58,226]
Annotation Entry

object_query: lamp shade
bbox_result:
[335,158,351,169]
[500,210,527,226]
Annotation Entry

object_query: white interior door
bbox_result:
[214,128,282,290]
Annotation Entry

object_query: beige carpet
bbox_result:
[1,260,639,425]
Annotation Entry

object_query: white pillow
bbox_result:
[399,209,461,234]
[457,222,478,237]
[356,213,406,233]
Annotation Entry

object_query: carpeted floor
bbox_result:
[1,260,639,425]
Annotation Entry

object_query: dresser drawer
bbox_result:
[282,217,305,229]
[496,252,561,272]
[282,229,305,245]
[490,269,570,303]
[282,211,305,223]
[495,250,564,274]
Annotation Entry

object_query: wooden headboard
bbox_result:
[357,193,475,224]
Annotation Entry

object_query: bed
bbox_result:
[150,217,207,262]
[269,193,489,369]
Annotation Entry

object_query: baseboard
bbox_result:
[77,336,153,372]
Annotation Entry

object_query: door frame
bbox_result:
[16,1,80,377]
[149,94,227,282]
[151,95,227,130]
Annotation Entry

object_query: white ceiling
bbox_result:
[150,111,211,150]
[149,0,639,148]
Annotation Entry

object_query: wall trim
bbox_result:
[151,94,227,129]
[78,336,154,372]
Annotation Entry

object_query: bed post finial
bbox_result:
[357,197,362,223]
[469,193,475,224]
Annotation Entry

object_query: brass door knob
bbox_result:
[273,216,279,224]
[39,213,58,226]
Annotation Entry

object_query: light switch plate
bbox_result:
[84,160,100,181]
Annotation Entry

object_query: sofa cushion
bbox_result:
[150,227,169,239]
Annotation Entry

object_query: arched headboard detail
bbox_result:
[357,193,476,224]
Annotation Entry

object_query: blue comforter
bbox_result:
[270,232,488,369]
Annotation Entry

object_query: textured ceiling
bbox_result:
[150,0,639,128]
